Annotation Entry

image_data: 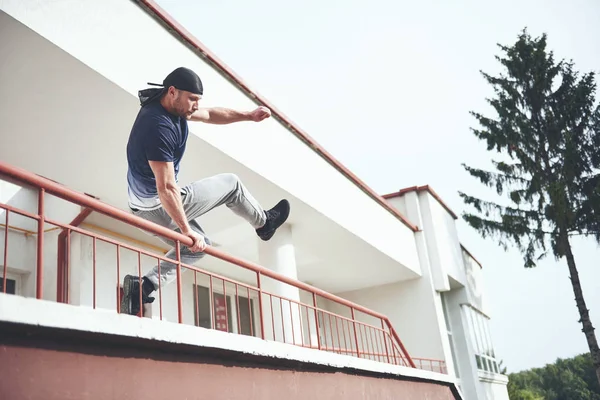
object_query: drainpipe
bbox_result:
[56,204,95,303]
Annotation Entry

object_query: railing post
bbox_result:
[66,230,71,304]
[36,188,45,299]
[137,252,143,318]
[387,319,416,368]
[116,245,121,313]
[351,307,361,358]
[222,280,229,333]
[3,210,9,294]
[209,275,215,329]
[381,319,390,363]
[158,259,163,320]
[313,293,321,350]
[176,241,183,323]
[256,272,265,339]
[92,237,97,309]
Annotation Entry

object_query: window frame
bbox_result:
[192,283,257,337]
[463,305,500,374]
[0,270,22,295]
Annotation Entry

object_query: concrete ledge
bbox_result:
[0,293,460,393]
[478,370,509,385]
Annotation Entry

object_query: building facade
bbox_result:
[0,1,508,399]
[383,186,509,399]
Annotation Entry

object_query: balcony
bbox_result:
[0,4,457,394]
[0,161,447,375]
[0,7,421,298]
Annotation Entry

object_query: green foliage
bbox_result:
[507,353,600,400]
[459,28,600,268]
[507,387,543,400]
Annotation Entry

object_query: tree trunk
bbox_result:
[563,235,600,385]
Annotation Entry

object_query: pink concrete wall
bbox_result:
[0,337,458,400]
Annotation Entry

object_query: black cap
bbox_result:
[138,67,203,107]
[154,67,204,95]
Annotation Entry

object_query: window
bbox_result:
[193,285,256,336]
[441,293,460,378]
[0,271,21,295]
[0,277,16,294]
[464,305,499,373]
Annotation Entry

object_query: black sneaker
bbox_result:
[120,275,155,316]
[256,199,290,241]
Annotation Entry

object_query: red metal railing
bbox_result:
[413,358,448,374]
[0,161,446,373]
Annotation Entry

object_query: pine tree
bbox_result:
[459,29,600,385]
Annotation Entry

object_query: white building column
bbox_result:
[258,224,303,345]
[387,192,457,376]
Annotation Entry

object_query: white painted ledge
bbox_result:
[478,370,509,385]
[0,293,459,389]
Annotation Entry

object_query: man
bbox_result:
[121,67,290,316]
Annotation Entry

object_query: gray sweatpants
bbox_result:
[132,173,267,290]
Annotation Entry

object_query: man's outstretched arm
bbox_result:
[190,106,271,124]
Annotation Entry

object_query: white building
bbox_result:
[0,1,508,399]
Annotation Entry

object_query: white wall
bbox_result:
[335,279,451,366]
[389,195,409,219]
[418,192,466,290]
[0,220,61,303]
[383,193,456,373]
[445,289,481,400]
[462,249,488,314]
[0,183,37,295]
[481,382,510,400]
[444,288,509,400]
[480,373,510,400]
[0,228,35,296]
[0,0,420,275]
[0,185,39,231]
[0,183,79,302]
[0,180,21,205]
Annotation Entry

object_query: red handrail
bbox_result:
[0,161,416,368]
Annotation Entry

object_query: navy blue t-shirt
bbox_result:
[126,101,189,210]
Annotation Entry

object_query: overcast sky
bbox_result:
[156,0,600,373]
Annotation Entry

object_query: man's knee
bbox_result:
[220,172,240,186]
[218,172,242,192]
